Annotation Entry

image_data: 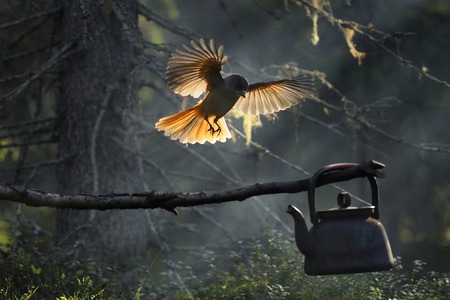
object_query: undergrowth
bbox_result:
[1,215,449,299]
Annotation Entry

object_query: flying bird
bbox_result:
[155,39,317,144]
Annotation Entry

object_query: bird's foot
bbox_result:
[206,118,222,136]
[207,124,221,136]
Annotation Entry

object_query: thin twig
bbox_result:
[217,0,244,40]
[0,44,55,65]
[296,0,450,88]
[137,4,200,41]
[0,117,56,129]
[297,111,346,137]
[174,143,239,184]
[307,76,450,153]
[0,120,55,139]
[360,120,450,153]
[0,154,75,172]
[90,86,114,194]
[0,7,62,30]
[0,43,76,105]
[229,123,312,176]
[350,25,450,88]
[0,139,56,149]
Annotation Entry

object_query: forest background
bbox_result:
[0,0,449,298]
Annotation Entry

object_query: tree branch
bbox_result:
[0,154,74,172]
[271,65,450,154]
[297,0,450,88]
[0,43,76,105]
[0,161,385,213]
[0,7,62,30]
[137,4,200,41]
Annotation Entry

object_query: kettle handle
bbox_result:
[308,163,380,225]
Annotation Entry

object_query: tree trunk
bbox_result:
[56,0,151,266]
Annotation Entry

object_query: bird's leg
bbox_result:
[206,117,221,136]
[206,118,217,135]
[213,117,222,135]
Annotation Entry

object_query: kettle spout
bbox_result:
[287,205,317,256]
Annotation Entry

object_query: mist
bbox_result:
[142,0,450,271]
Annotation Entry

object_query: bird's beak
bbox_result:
[241,91,246,98]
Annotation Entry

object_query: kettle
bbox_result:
[287,163,395,275]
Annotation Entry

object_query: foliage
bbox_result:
[1,216,449,299]
[0,0,449,276]
[141,230,449,300]
[0,215,123,300]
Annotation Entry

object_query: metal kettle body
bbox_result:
[287,163,395,275]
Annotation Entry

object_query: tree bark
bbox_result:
[56,0,151,265]
[0,160,385,210]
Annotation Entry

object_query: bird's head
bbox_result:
[224,74,248,98]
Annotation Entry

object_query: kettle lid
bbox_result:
[317,206,375,219]
[317,192,375,220]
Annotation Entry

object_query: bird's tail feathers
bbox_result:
[155,105,232,144]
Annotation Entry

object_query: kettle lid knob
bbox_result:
[337,192,351,208]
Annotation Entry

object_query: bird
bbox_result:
[155,38,317,144]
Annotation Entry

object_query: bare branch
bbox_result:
[137,3,200,41]
[307,75,450,153]
[218,0,244,40]
[297,111,346,137]
[360,120,450,153]
[0,161,385,211]
[0,118,56,139]
[0,71,36,84]
[0,154,74,172]
[0,43,76,105]
[0,44,57,65]
[90,85,114,194]
[0,7,62,30]
[0,139,56,149]
[230,123,312,176]
[297,0,450,88]
[349,25,450,88]
[0,117,56,130]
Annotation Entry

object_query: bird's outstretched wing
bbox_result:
[166,39,228,98]
[233,75,317,115]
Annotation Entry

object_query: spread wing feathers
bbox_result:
[233,75,317,115]
[155,105,232,144]
[166,39,228,98]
